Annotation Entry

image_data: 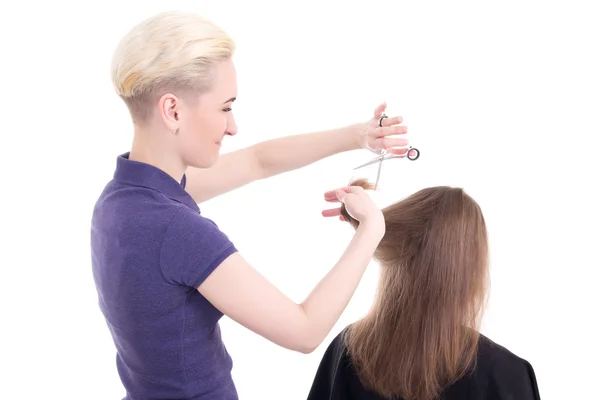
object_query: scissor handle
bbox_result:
[407,147,420,161]
[379,114,388,127]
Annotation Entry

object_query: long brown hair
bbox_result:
[341,179,489,400]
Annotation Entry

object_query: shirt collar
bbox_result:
[113,152,199,212]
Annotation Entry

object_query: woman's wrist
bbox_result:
[349,122,368,151]
[333,123,367,152]
[357,212,385,240]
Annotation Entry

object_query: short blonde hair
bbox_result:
[111,11,235,122]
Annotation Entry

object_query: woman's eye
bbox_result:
[223,107,232,112]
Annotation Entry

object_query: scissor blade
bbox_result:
[353,157,381,170]
[374,159,384,189]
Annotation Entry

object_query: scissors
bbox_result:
[353,113,420,189]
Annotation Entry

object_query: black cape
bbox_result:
[307,328,540,400]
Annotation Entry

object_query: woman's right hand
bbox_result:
[322,186,384,227]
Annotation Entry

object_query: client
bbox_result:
[307,179,540,400]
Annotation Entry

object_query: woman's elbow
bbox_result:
[295,328,323,354]
[283,318,321,354]
[272,332,317,354]
[296,341,318,354]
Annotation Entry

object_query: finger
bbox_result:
[339,215,345,221]
[374,125,408,137]
[379,116,403,127]
[324,187,351,201]
[386,147,409,155]
[335,189,348,202]
[372,102,387,119]
[322,207,342,217]
[378,137,409,148]
[346,186,365,194]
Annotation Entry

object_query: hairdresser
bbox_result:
[90,11,412,400]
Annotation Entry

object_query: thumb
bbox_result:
[335,189,347,202]
[373,101,387,119]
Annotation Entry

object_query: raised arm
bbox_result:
[184,125,361,204]
[185,103,409,204]
[198,186,384,353]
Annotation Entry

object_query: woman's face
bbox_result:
[175,59,239,169]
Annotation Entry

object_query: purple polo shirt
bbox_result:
[91,153,239,400]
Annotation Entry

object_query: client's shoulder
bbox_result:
[475,334,539,392]
[477,334,534,369]
[323,325,351,358]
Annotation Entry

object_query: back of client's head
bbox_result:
[341,179,489,400]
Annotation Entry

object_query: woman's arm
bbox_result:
[184,124,360,203]
[185,103,409,203]
[197,217,384,353]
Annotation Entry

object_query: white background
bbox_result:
[1,1,599,399]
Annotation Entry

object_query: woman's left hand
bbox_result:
[355,102,410,155]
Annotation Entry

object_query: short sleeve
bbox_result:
[160,207,237,288]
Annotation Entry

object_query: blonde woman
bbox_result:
[91,11,412,400]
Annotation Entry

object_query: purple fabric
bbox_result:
[91,153,238,399]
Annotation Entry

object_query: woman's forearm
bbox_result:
[185,105,404,203]
[299,218,384,351]
[253,124,362,178]
[196,211,384,354]
[184,125,361,203]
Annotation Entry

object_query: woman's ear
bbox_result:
[158,93,182,132]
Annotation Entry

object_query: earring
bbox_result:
[172,127,179,135]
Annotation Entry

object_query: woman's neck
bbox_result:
[129,127,186,183]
